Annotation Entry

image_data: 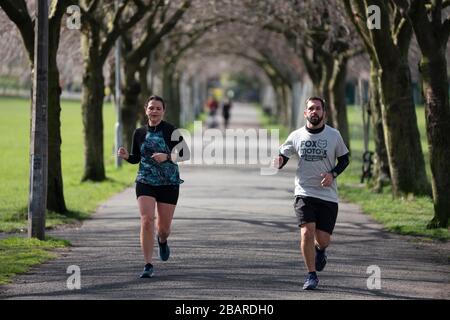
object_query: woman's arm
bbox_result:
[126,129,142,164]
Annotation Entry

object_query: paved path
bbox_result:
[1,103,449,300]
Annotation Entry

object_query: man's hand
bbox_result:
[117,147,129,160]
[151,153,169,163]
[320,172,333,187]
[272,155,283,169]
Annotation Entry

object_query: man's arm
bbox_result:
[330,153,350,178]
[276,132,296,169]
[277,154,290,169]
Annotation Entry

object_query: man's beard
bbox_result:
[307,115,323,126]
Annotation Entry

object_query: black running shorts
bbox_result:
[294,196,338,235]
[135,181,179,205]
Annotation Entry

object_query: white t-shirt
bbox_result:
[279,125,349,203]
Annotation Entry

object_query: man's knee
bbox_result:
[315,230,331,249]
[301,224,316,241]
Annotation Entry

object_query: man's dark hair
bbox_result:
[305,96,326,111]
[146,95,166,110]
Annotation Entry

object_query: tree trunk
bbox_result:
[138,57,151,126]
[46,6,67,213]
[162,64,181,127]
[420,54,450,228]
[365,0,430,196]
[369,62,390,191]
[270,82,290,128]
[378,62,430,196]
[173,72,181,125]
[280,84,291,128]
[406,0,450,227]
[330,55,350,150]
[320,56,335,127]
[81,34,106,181]
[265,76,283,125]
[274,84,285,125]
[47,46,67,212]
[121,62,141,151]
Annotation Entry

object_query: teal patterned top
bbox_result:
[136,130,184,186]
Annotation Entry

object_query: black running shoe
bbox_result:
[315,246,327,272]
[157,236,170,261]
[140,263,154,278]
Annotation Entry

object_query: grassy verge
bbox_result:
[0,96,138,233]
[0,95,137,285]
[185,111,208,134]
[0,237,70,285]
[258,103,448,241]
[255,104,289,142]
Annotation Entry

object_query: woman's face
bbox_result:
[146,99,165,124]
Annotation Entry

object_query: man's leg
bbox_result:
[300,222,317,272]
[314,229,331,272]
[313,200,337,272]
[301,222,320,290]
[315,229,331,250]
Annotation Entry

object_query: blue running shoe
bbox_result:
[140,263,154,278]
[315,246,327,272]
[157,236,170,261]
[302,274,319,290]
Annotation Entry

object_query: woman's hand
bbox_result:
[117,147,129,160]
[151,152,169,163]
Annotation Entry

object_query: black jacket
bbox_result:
[126,121,190,164]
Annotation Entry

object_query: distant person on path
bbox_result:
[207,96,219,116]
[206,96,219,128]
[221,98,232,129]
[273,97,350,290]
[118,95,190,278]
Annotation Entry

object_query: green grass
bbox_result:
[339,105,448,240]
[256,105,289,142]
[0,96,138,233]
[0,236,70,284]
[0,96,139,285]
[259,103,448,241]
[185,111,208,134]
[0,75,22,90]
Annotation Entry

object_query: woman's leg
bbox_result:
[137,196,156,264]
[156,202,176,242]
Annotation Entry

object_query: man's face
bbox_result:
[304,100,324,126]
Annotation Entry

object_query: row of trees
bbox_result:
[1,0,448,228]
[192,0,449,228]
[235,0,450,228]
[1,0,195,214]
[344,0,449,228]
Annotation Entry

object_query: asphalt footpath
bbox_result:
[0,103,448,300]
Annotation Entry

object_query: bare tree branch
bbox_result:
[0,0,34,62]
[100,0,148,61]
